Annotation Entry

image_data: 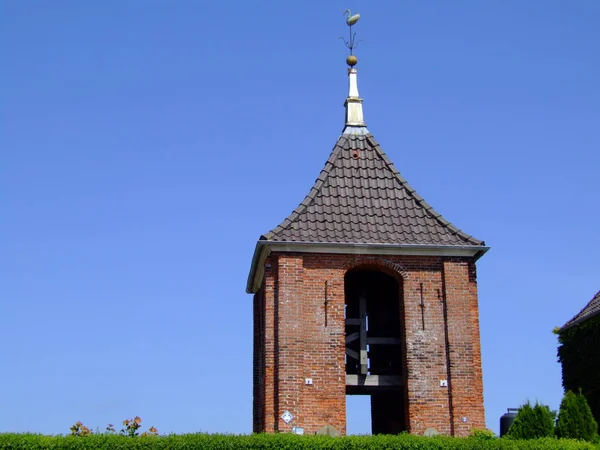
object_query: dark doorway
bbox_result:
[344,267,407,434]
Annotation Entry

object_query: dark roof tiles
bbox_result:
[262,133,485,247]
[561,290,600,331]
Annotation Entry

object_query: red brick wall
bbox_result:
[252,252,485,436]
[442,259,486,434]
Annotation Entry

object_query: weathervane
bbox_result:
[341,9,361,67]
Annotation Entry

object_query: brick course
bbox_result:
[253,252,485,436]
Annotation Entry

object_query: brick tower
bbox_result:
[246,21,488,437]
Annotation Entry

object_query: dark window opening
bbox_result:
[344,267,407,434]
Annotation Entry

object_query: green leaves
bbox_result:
[557,317,600,434]
[1,433,599,450]
[556,390,599,442]
[505,402,555,439]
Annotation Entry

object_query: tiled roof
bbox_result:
[561,290,600,331]
[261,133,485,247]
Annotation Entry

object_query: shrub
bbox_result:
[556,390,599,442]
[68,416,158,438]
[469,428,497,440]
[506,401,555,439]
[1,433,599,449]
[557,312,600,432]
[68,421,92,437]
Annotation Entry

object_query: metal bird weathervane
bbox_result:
[341,9,361,67]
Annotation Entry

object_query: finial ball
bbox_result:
[346,55,358,67]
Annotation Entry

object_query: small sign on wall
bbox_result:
[281,411,293,424]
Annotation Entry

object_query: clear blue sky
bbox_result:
[1,0,599,436]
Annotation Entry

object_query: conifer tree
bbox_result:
[506,401,555,439]
[555,390,599,442]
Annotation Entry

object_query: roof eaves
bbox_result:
[560,309,600,331]
[246,239,490,293]
[560,290,600,331]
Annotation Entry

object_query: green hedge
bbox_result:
[0,434,599,450]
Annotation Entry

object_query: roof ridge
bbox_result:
[365,135,483,246]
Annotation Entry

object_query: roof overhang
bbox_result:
[560,308,600,332]
[246,240,490,293]
[560,316,595,333]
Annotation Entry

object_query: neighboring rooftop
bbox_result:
[561,290,600,331]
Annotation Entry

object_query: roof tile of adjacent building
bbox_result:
[561,290,600,331]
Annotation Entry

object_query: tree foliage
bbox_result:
[506,401,555,439]
[557,315,600,432]
[556,390,599,442]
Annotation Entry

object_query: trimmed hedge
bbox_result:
[0,433,599,450]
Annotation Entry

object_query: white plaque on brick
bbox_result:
[281,411,293,424]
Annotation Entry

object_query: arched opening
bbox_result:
[344,266,407,434]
